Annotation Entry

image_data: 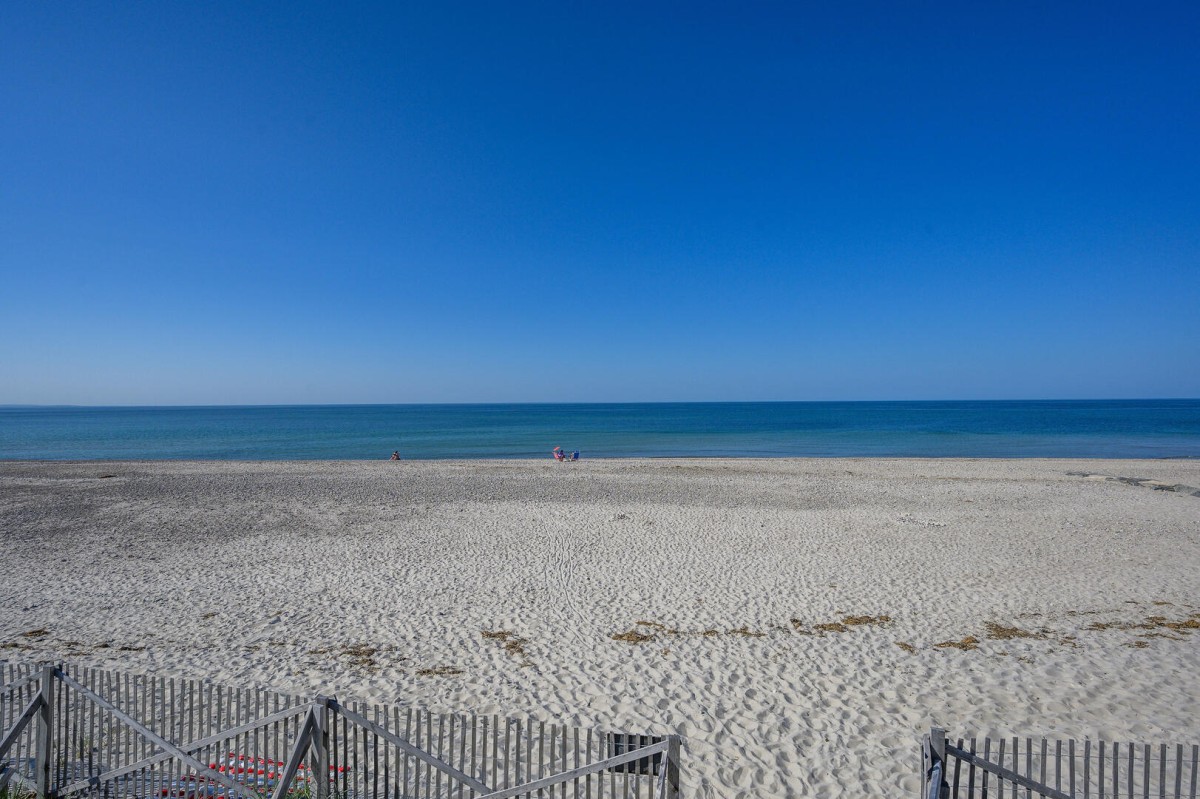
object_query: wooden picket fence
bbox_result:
[923,728,1200,799]
[0,662,680,799]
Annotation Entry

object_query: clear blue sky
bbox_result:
[2,2,1197,404]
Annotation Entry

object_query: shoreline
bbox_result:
[3,454,1200,462]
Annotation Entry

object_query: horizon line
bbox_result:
[3,397,1199,410]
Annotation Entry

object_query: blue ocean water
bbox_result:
[2,401,1199,460]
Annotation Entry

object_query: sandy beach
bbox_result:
[1,458,1198,798]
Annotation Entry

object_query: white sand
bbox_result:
[1,458,1198,797]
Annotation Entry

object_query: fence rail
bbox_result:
[0,662,681,799]
[923,728,1199,799]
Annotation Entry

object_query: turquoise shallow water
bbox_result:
[1,400,1198,460]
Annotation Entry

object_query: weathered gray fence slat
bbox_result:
[1152,743,1161,799]
[585,728,593,799]
[237,684,247,793]
[0,665,23,795]
[473,713,481,799]
[185,675,196,791]
[556,725,564,799]
[372,704,382,799]
[23,669,38,789]
[1084,739,1092,799]
[561,724,569,799]
[563,724,572,799]
[1072,738,1081,798]
[53,667,63,790]
[521,718,529,794]
[403,707,413,798]
[1041,738,1049,797]
[1100,740,1106,799]
[1129,741,1136,799]
[139,673,148,771]
[122,671,133,774]
[272,686,280,791]
[144,675,155,797]
[1175,744,1184,799]
[331,696,341,795]
[1027,738,1034,799]
[1116,741,1123,799]
[545,723,553,799]
[103,668,115,782]
[20,666,34,790]
[502,716,512,795]
[1185,739,1195,796]
[1056,739,1065,799]
[1012,737,1019,799]
[996,736,1005,796]
[165,676,177,799]
[388,706,400,799]
[953,737,964,797]
[604,737,616,799]
[553,720,560,799]
[1147,739,1156,796]
[462,712,471,799]
[82,668,95,789]
[348,699,357,797]
[416,707,426,798]
[1160,745,1167,799]
[571,727,580,799]
[435,710,445,797]
[961,735,975,799]
[358,700,367,797]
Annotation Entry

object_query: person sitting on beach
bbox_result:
[553,447,565,461]
[570,450,580,461]
[390,451,400,460]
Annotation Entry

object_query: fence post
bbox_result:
[931,728,946,764]
[35,665,55,799]
[312,697,330,799]
[921,733,930,799]
[927,728,947,799]
[665,734,680,799]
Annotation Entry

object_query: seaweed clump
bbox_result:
[935,636,980,651]
[611,629,656,644]
[984,622,1045,640]
[482,630,531,662]
[416,666,464,677]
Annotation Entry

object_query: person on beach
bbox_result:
[390,451,400,460]
[571,450,580,461]
[553,447,565,461]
